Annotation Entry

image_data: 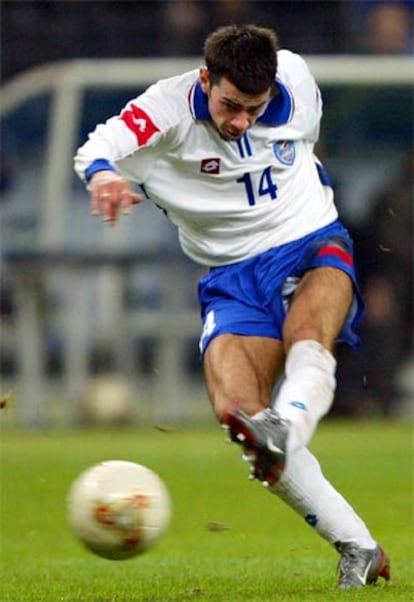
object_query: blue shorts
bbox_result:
[198,220,364,357]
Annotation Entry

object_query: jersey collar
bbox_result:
[190,79,293,127]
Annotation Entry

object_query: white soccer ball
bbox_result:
[81,375,135,425]
[67,460,171,560]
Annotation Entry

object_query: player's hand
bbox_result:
[89,171,144,225]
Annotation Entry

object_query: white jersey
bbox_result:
[74,49,338,266]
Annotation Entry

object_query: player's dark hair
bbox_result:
[204,24,278,94]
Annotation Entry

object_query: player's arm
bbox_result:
[74,97,163,225]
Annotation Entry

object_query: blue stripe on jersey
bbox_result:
[236,134,253,159]
[191,82,210,120]
[257,81,293,126]
[316,162,333,188]
[243,133,252,156]
[85,158,115,182]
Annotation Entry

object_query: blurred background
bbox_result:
[1,0,413,428]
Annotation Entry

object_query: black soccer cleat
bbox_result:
[226,408,290,486]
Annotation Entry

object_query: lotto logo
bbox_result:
[120,104,159,145]
[200,158,221,174]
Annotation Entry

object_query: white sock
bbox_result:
[271,446,377,549]
[274,340,337,453]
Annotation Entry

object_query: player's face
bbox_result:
[200,68,271,141]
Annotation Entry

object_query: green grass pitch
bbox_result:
[1,418,413,601]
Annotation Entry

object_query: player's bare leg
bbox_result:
[203,334,284,423]
[204,334,289,482]
[283,266,353,352]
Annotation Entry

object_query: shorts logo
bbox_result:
[199,310,216,353]
[120,104,159,145]
[200,158,221,174]
[273,141,295,165]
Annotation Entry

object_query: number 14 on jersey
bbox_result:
[237,166,278,206]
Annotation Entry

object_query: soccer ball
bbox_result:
[67,460,171,560]
[80,375,135,425]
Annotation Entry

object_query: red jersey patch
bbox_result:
[120,104,160,146]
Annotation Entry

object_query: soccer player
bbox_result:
[74,24,390,589]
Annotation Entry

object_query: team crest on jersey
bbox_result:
[200,158,221,174]
[120,104,160,146]
[273,141,295,166]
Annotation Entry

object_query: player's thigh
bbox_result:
[203,333,285,422]
[283,267,353,351]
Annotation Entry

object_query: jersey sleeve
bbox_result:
[277,50,322,142]
[74,74,191,184]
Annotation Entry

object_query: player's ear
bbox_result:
[199,67,211,94]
